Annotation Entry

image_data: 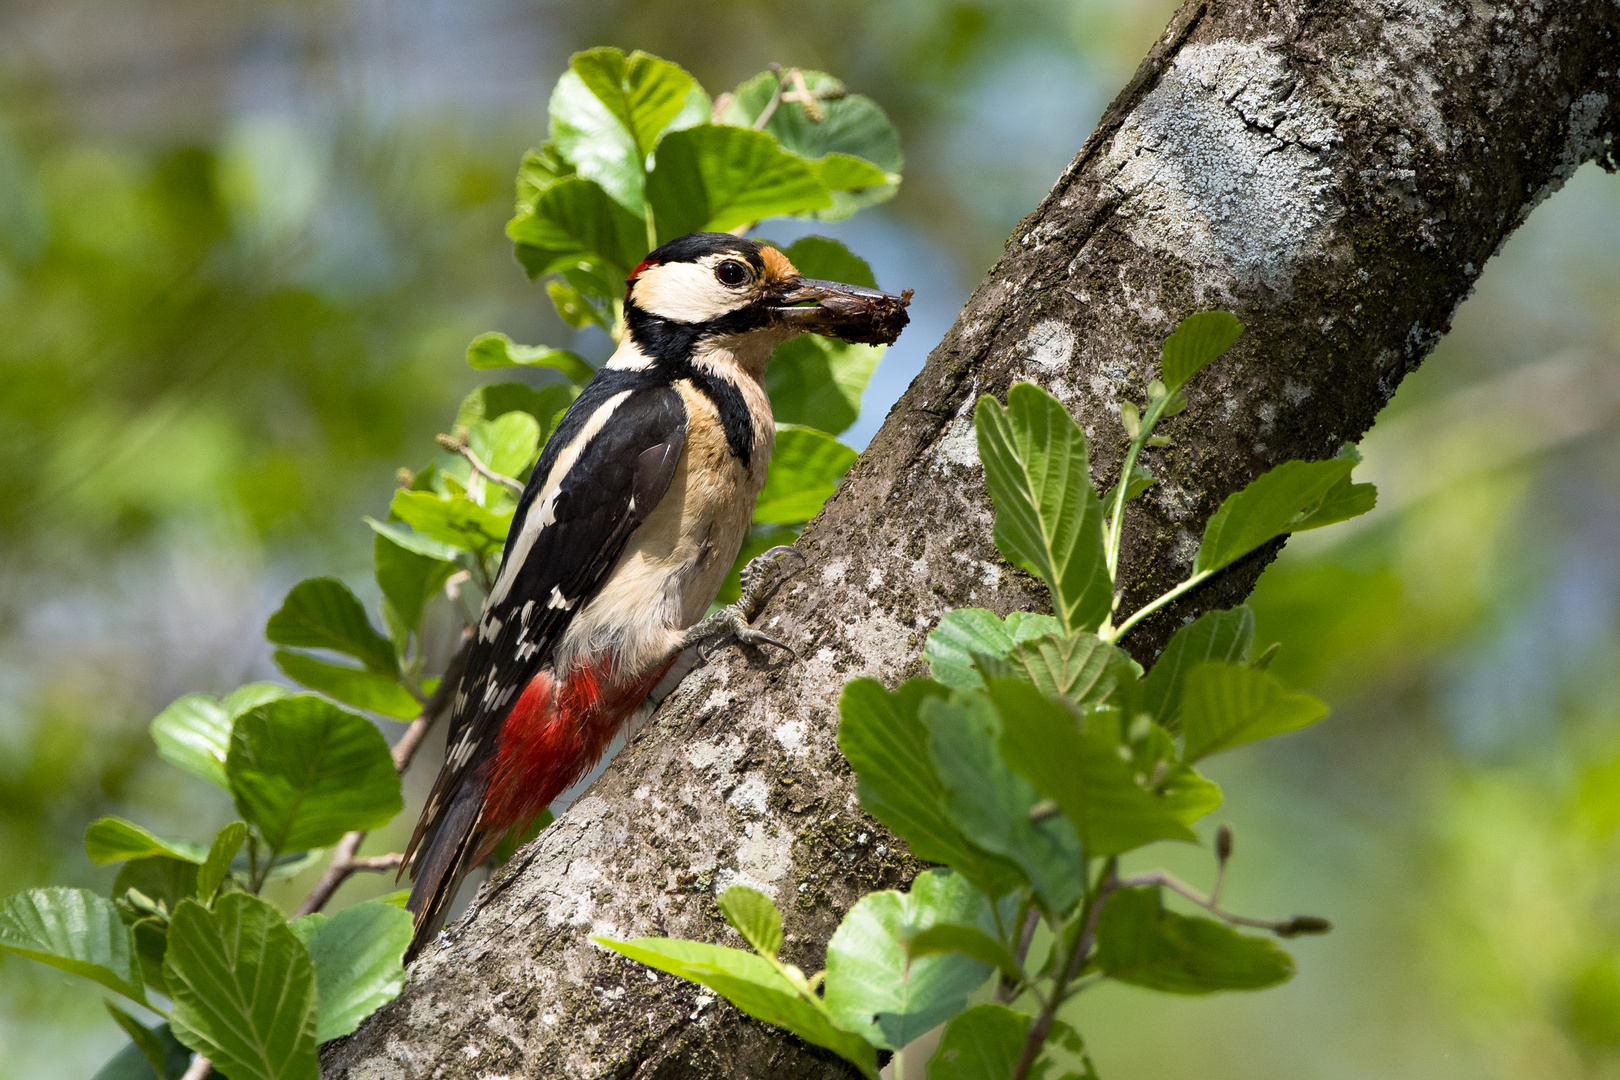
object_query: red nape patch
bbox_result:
[626,257,659,288]
[479,657,675,835]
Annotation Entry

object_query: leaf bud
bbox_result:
[1276,915,1333,938]
[396,468,416,489]
[1146,435,1172,447]
[1147,379,1168,401]
[1215,824,1233,863]
[1160,391,1189,417]
[1120,400,1142,438]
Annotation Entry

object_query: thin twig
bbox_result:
[751,63,786,130]
[347,853,405,872]
[436,432,524,493]
[1010,864,1120,1080]
[293,638,471,918]
[998,907,1044,1004]
[1117,869,1330,936]
[180,1054,212,1080]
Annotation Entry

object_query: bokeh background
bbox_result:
[2,1,1618,1077]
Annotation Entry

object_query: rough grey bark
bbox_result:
[326,0,1620,1075]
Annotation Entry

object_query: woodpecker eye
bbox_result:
[715,259,750,287]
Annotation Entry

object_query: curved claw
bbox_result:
[736,627,797,659]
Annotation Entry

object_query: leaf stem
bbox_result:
[436,433,524,494]
[1010,862,1120,1080]
[1103,570,1213,644]
[1104,394,1165,582]
[1116,869,1330,937]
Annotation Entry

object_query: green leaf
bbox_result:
[0,887,146,1004]
[85,817,207,866]
[815,152,890,192]
[927,1003,1031,1080]
[975,384,1111,634]
[92,1017,192,1080]
[104,1002,170,1078]
[924,610,1065,692]
[570,47,696,179]
[718,69,902,219]
[288,901,411,1043]
[227,695,403,854]
[554,49,697,213]
[718,885,784,958]
[149,696,232,789]
[115,857,199,919]
[266,577,397,674]
[1178,663,1329,761]
[1096,886,1294,993]
[273,650,421,721]
[131,918,171,999]
[1156,763,1224,825]
[373,530,456,634]
[230,849,325,883]
[595,936,879,1078]
[1142,606,1255,728]
[197,823,247,902]
[164,893,318,1080]
[925,693,1085,912]
[464,331,594,384]
[364,517,465,563]
[1192,458,1363,574]
[389,490,513,559]
[779,235,877,288]
[514,143,573,215]
[907,926,1023,982]
[507,176,649,278]
[765,335,882,437]
[991,679,1194,857]
[454,382,579,440]
[1159,312,1243,394]
[838,679,1020,898]
[754,426,857,524]
[1005,631,1124,708]
[825,869,994,1049]
[1102,463,1156,512]
[646,125,829,240]
[1293,474,1377,531]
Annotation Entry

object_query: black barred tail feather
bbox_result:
[404,783,487,961]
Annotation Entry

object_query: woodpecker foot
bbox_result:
[677,546,803,660]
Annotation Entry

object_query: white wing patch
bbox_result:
[488,389,635,606]
[547,585,575,611]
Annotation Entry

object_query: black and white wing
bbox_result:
[404,380,687,869]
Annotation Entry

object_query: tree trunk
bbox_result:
[324,1,1619,1075]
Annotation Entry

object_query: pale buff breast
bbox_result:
[550,375,774,679]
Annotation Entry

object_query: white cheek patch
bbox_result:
[634,261,752,323]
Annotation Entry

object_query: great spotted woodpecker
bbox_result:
[402,232,909,957]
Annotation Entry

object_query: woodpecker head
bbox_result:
[618,232,909,375]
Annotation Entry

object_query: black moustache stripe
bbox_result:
[615,303,765,468]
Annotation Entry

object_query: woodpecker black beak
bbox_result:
[772,278,912,346]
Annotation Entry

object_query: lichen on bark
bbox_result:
[324,0,1620,1075]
